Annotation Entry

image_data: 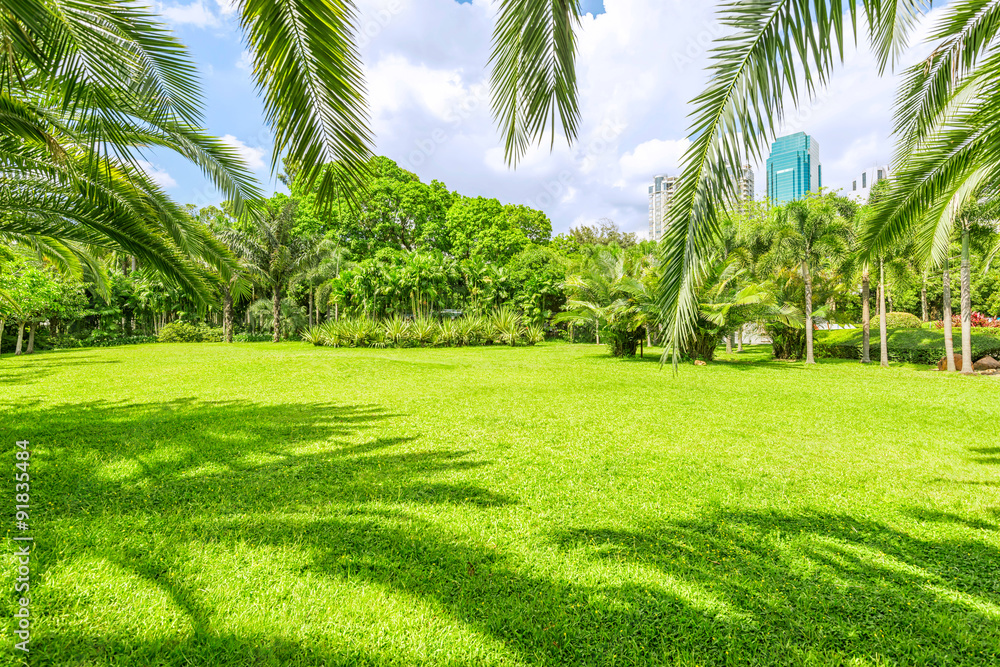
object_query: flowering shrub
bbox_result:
[935,312,1000,329]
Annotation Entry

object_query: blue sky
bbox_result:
[150,0,946,237]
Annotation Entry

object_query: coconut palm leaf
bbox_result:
[656,0,927,367]
[490,0,582,165]
[236,0,373,204]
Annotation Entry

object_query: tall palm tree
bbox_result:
[758,195,851,364]
[632,0,1000,364]
[223,199,311,342]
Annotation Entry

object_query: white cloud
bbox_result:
[137,161,177,189]
[618,139,691,185]
[345,0,952,236]
[215,0,237,16]
[221,135,266,170]
[158,1,220,28]
[235,50,253,72]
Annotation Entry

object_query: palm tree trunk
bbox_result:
[595,317,600,346]
[0,318,4,356]
[223,288,234,343]
[26,322,35,354]
[879,261,889,368]
[861,267,871,364]
[943,262,956,371]
[272,288,281,343]
[737,326,743,353]
[308,289,314,328]
[961,225,974,374]
[15,322,25,355]
[725,333,733,355]
[802,260,815,364]
[921,270,929,322]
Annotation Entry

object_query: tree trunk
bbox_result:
[308,289,314,328]
[15,322,25,355]
[0,318,5,356]
[725,334,733,355]
[921,270,929,323]
[26,321,35,354]
[943,262,956,371]
[272,288,282,343]
[737,326,743,353]
[879,261,889,368]
[802,260,815,364]
[861,267,871,364]
[647,329,652,349]
[961,225,974,374]
[223,287,234,343]
[595,318,600,346]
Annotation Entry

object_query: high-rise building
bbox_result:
[739,164,755,203]
[849,165,891,203]
[648,174,677,241]
[766,132,821,205]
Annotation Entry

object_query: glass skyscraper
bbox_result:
[766,133,821,205]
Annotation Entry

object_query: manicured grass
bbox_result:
[2,343,999,665]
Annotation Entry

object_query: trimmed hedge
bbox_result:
[815,328,1000,365]
[157,322,224,343]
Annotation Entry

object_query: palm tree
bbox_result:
[1,3,261,294]
[223,199,311,342]
[635,0,1000,364]
[758,195,851,364]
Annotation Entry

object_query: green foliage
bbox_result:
[815,328,1000,365]
[158,322,223,344]
[308,310,535,350]
[885,311,922,329]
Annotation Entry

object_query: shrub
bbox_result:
[383,315,411,347]
[885,312,922,329]
[158,322,224,343]
[490,307,521,346]
[814,329,1000,365]
[411,317,439,347]
[301,326,324,346]
[158,322,202,343]
[233,333,273,343]
[524,324,545,346]
[935,312,1000,329]
[436,318,457,347]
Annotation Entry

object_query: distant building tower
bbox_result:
[739,164,755,203]
[766,132,821,205]
[850,165,892,203]
[648,174,678,241]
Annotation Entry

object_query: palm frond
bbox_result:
[490,0,581,166]
[238,0,373,204]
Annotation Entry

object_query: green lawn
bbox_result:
[2,343,999,666]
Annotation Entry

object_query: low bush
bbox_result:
[233,333,273,343]
[304,310,541,349]
[157,322,224,343]
[885,312,922,329]
[815,328,1000,365]
[935,312,1000,329]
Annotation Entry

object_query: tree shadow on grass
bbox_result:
[38,503,1000,665]
[967,446,1000,465]
[1,399,517,520]
[906,507,998,531]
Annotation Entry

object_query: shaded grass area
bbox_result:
[2,342,999,665]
